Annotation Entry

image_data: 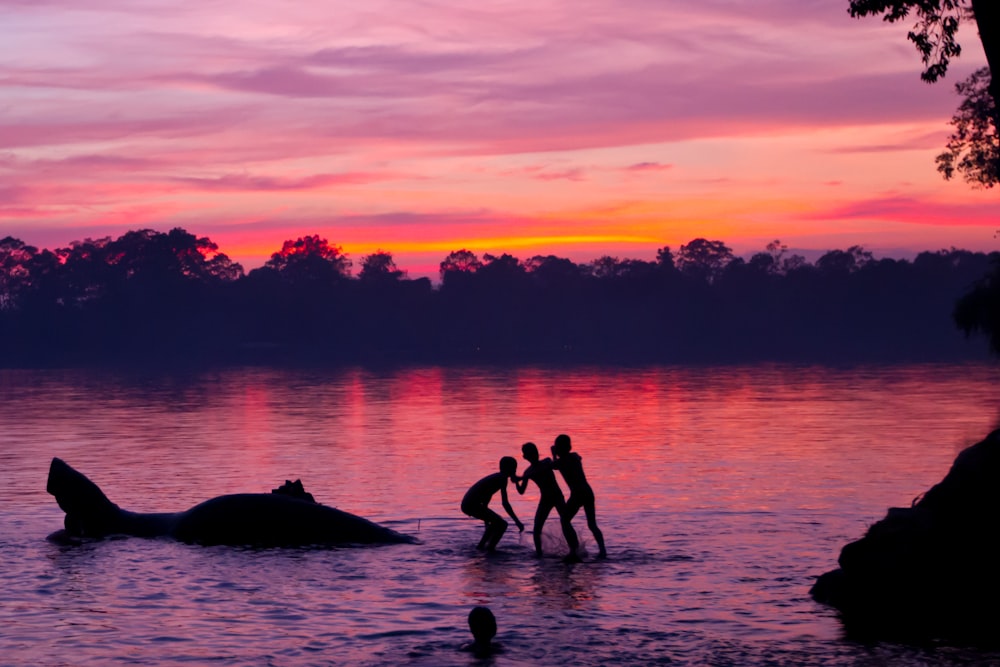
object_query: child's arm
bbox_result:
[514,470,530,495]
[500,484,524,532]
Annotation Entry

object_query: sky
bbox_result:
[1,0,998,279]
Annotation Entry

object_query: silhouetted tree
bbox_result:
[936,67,999,187]
[0,237,37,310]
[850,1,966,83]
[52,227,243,310]
[655,246,676,272]
[34,237,116,320]
[103,228,240,283]
[618,258,658,281]
[525,255,586,290]
[816,245,874,274]
[0,237,65,311]
[359,250,405,282]
[264,235,350,285]
[479,253,525,280]
[850,0,1000,186]
[955,256,1000,353]
[439,249,482,277]
[439,249,483,292]
[748,240,802,275]
[205,253,244,283]
[477,253,531,353]
[590,256,624,279]
[749,242,780,275]
[782,253,808,273]
[849,0,999,89]
[0,228,247,364]
[676,238,734,283]
[2,237,112,312]
[3,228,997,366]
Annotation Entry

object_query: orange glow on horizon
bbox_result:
[219,233,667,264]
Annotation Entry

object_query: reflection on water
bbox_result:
[1,364,999,666]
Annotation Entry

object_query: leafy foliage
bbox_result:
[359,250,405,282]
[849,1,1000,187]
[954,257,1000,353]
[439,249,482,277]
[263,235,351,284]
[655,246,676,271]
[936,67,1000,187]
[848,0,971,82]
[816,245,875,274]
[3,229,996,366]
[676,238,734,283]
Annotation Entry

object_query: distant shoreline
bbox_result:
[3,231,998,368]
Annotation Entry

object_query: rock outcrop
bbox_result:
[811,429,1000,643]
[47,458,417,547]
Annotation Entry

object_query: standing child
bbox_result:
[516,442,581,561]
[552,434,607,558]
[461,456,524,551]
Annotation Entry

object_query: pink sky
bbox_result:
[1,0,997,279]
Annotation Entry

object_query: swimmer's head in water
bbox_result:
[468,606,497,644]
[499,456,517,476]
[553,434,572,456]
[521,442,539,462]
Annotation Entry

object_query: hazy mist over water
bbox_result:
[2,364,999,666]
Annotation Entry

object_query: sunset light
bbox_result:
[2,2,997,279]
[4,5,1000,663]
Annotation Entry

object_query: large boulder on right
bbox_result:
[811,428,1000,643]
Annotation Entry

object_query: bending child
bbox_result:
[461,456,524,551]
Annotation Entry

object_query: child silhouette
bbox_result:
[552,434,607,558]
[515,441,580,561]
[461,457,524,551]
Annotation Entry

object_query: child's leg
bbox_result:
[584,500,606,556]
[555,498,580,556]
[477,521,490,550]
[564,494,583,522]
[468,505,494,550]
[485,517,508,551]
[533,501,553,555]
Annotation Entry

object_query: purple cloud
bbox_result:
[170,171,397,191]
[626,162,672,172]
[800,195,1000,226]
[3,0,995,263]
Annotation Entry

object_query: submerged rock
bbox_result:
[810,428,1000,643]
[46,458,417,547]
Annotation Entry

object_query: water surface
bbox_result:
[2,364,999,666]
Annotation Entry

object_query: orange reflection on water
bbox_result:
[6,364,997,527]
[2,364,1000,664]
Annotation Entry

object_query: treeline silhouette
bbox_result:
[1,228,997,367]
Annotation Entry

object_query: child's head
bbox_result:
[498,456,517,476]
[468,606,497,645]
[553,434,572,457]
[521,442,539,463]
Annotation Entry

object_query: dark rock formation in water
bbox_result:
[46,458,416,547]
[271,478,316,503]
[811,429,1000,643]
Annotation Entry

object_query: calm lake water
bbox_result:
[1,364,1000,666]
